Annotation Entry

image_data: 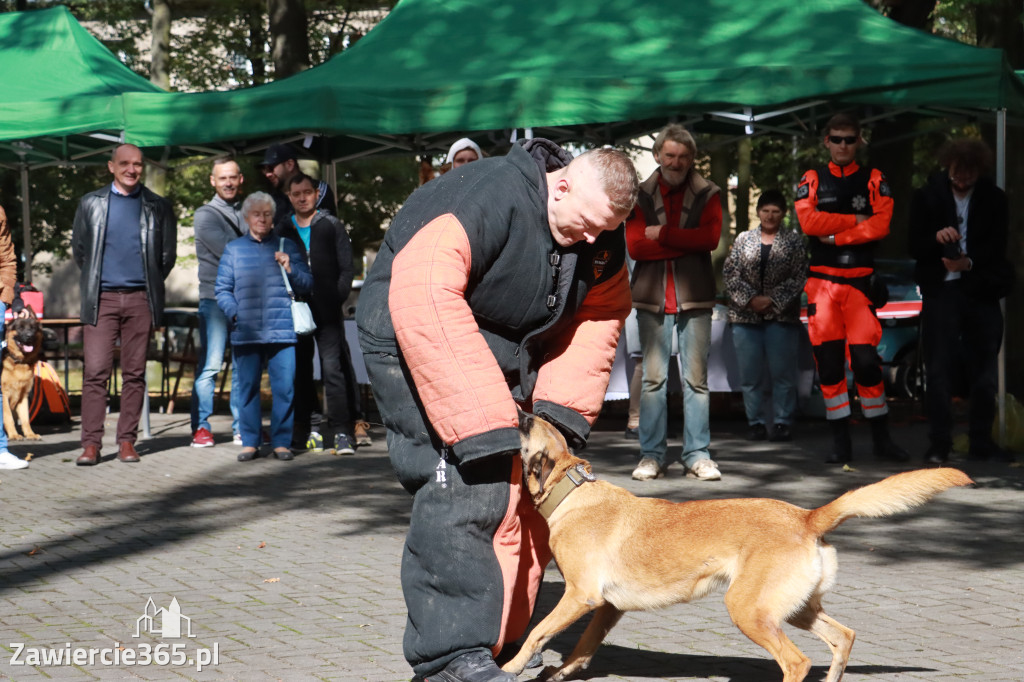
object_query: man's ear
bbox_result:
[553,175,570,200]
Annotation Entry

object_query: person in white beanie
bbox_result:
[444,138,483,170]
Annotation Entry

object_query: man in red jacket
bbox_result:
[795,113,907,464]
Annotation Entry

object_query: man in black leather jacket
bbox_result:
[71,144,177,466]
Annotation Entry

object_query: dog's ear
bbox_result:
[25,305,37,319]
[536,451,555,494]
[524,447,556,496]
[517,408,532,433]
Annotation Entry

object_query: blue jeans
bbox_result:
[637,308,711,467]
[731,322,800,427]
[233,343,295,449]
[0,301,8,452]
[190,299,240,435]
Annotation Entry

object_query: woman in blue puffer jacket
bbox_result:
[216,191,312,462]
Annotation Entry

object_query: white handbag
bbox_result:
[279,238,316,336]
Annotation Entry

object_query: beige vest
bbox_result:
[630,169,720,313]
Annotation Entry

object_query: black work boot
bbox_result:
[870,415,910,462]
[427,650,515,682]
[825,417,852,464]
[923,440,950,465]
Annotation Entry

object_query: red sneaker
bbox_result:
[191,427,215,448]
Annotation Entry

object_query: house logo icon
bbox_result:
[134,597,195,639]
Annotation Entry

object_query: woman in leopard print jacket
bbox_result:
[723,190,807,442]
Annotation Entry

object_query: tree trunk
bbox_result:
[882,0,937,30]
[868,3,936,259]
[247,8,267,85]
[976,0,1024,66]
[708,142,732,289]
[149,0,171,90]
[146,0,172,197]
[268,0,309,79]
[867,117,914,258]
[734,137,751,241]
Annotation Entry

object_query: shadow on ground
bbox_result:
[2,409,1020,595]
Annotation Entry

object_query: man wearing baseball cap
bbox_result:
[260,142,337,224]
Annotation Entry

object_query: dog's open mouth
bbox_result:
[17,342,34,353]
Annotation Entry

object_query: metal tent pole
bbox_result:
[19,163,32,282]
[996,108,1007,444]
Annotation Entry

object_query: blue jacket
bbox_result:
[215,233,312,346]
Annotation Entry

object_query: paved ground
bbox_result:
[0,403,1021,681]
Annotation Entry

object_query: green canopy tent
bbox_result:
[0,6,165,279]
[119,0,1024,440]
[122,0,1024,160]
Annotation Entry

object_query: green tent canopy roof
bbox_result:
[0,6,163,165]
[123,0,1024,149]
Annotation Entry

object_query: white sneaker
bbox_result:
[232,433,243,446]
[631,457,663,481]
[685,459,721,481]
[0,451,28,469]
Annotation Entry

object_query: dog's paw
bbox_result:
[7,433,23,441]
[537,665,566,682]
[25,434,41,441]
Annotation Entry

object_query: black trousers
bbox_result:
[293,324,356,444]
[363,350,516,678]
[921,280,1003,450]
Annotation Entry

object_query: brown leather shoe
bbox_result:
[118,441,140,463]
[76,445,100,466]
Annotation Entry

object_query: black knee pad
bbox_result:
[849,344,883,387]
[813,340,847,386]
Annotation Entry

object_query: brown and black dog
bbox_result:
[3,307,43,440]
[507,414,973,682]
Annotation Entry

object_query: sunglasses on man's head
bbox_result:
[828,135,858,145]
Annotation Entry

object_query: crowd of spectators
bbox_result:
[0,126,1011,480]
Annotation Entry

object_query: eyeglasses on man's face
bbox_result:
[828,135,858,145]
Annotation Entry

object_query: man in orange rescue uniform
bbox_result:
[796,113,908,464]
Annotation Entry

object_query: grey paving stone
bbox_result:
[0,411,1021,680]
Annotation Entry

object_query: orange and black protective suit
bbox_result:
[357,140,630,679]
[795,161,893,421]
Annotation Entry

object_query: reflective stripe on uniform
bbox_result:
[860,393,889,418]
[824,393,851,420]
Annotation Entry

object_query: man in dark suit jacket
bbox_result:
[909,138,1015,464]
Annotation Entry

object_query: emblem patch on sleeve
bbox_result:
[879,178,892,197]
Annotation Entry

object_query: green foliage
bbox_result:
[932,0,977,42]
[0,1,402,277]
[1,163,110,278]
[336,156,420,278]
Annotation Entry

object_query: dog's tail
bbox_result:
[807,468,973,537]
